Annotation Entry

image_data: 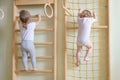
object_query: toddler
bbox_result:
[19,10,41,71]
[76,9,96,66]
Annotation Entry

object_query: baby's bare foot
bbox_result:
[24,68,28,71]
[84,57,90,61]
[75,61,80,66]
[32,68,37,71]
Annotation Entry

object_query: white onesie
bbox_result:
[19,22,36,41]
[77,17,95,46]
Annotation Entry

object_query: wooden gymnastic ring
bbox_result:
[44,2,53,18]
[0,9,4,20]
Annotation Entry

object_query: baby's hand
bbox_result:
[37,14,41,21]
[36,14,41,25]
[37,14,41,18]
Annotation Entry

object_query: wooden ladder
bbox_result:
[12,0,57,80]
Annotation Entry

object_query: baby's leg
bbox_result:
[22,50,28,71]
[84,42,92,61]
[76,45,82,66]
[29,43,37,71]
[21,41,29,71]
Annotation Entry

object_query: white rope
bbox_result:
[0,9,4,20]
[44,2,53,18]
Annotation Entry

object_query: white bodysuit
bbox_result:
[77,17,95,46]
[19,22,36,41]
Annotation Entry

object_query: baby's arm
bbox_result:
[36,14,41,26]
[18,19,21,29]
[92,11,97,22]
[78,9,81,17]
[92,11,96,19]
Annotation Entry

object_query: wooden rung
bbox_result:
[16,69,53,73]
[16,0,54,6]
[15,28,54,32]
[35,28,54,31]
[16,15,46,19]
[18,56,54,59]
[67,26,108,29]
[16,42,53,45]
[66,1,98,4]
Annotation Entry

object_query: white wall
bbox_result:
[110,0,120,79]
[0,0,13,80]
[0,0,120,80]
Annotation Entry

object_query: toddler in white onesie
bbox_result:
[76,9,96,66]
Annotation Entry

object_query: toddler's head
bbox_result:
[19,10,31,29]
[79,9,92,18]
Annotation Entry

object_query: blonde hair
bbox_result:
[19,10,31,29]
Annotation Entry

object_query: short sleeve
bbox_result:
[32,22,36,29]
[28,22,36,30]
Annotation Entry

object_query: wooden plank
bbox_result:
[107,0,111,80]
[53,0,57,80]
[67,26,108,29]
[64,1,67,80]
[15,28,54,32]
[18,56,54,59]
[16,69,53,73]
[66,1,98,4]
[16,15,46,19]
[16,42,53,45]
[12,2,18,80]
[16,0,54,6]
